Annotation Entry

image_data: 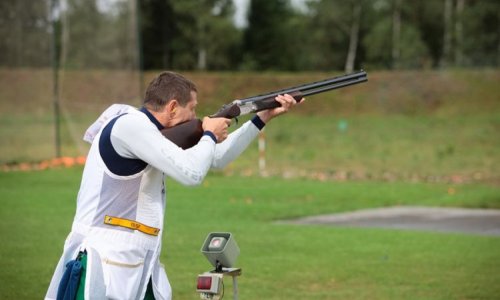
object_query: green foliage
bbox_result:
[363,5,430,69]
[59,0,138,69]
[462,0,500,67]
[242,0,295,70]
[139,0,177,69]
[304,0,351,70]
[364,15,393,69]
[140,0,241,70]
[0,0,52,67]
[1,0,499,70]
[397,24,429,68]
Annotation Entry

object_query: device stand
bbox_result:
[220,268,241,300]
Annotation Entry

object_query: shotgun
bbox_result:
[161,70,368,149]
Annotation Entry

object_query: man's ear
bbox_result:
[166,99,179,114]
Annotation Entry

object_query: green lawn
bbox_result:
[1,69,499,299]
[230,113,500,181]
[1,168,499,299]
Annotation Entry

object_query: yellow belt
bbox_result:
[104,215,160,236]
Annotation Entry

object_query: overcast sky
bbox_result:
[94,0,306,29]
[232,0,309,28]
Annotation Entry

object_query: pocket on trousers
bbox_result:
[100,245,146,300]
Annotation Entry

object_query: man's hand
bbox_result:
[202,117,231,143]
[256,94,303,124]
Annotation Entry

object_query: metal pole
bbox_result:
[135,0,145,102]
[50,0,61,158]
[232,276,238,300]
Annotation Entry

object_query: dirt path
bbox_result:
[282,206,500,236]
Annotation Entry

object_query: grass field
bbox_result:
[1,69,499,298]
[1,168,499,299]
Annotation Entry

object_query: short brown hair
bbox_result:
[143,71,197,111]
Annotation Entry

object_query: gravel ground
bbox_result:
[282,206,500,236]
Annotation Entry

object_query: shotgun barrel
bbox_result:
[240,70,367,104]
[161,70,368,149]
[211,70,367,118]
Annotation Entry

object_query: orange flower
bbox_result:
[61,157,75,167]
[19,163,31,171]
[76,156,86,165]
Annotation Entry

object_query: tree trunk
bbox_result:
[497,6,500,67]
[15,0,23,66]
[197,48,207,70]
[345,1,361,73]
[441,0,453,68]
[197,19,207,70]
[392,0,401,69]
[454,0,464,66]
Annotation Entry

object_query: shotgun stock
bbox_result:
[161,70,367,149]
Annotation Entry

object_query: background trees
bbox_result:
[138,0,500,71]
[1,0,498,71]
[0,0,52,67]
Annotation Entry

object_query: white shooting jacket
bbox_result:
[45,105,264,300]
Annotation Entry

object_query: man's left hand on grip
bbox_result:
[202,117,231,143]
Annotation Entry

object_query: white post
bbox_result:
[232,276,239,300]
[258,129,266,176]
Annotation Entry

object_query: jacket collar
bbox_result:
[139,107,165,130]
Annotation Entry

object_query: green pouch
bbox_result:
[76,252,87,300]
[56,251,86,300]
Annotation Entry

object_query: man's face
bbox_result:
[172,91,198,126]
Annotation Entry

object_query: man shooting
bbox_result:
[45,71,300,300]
